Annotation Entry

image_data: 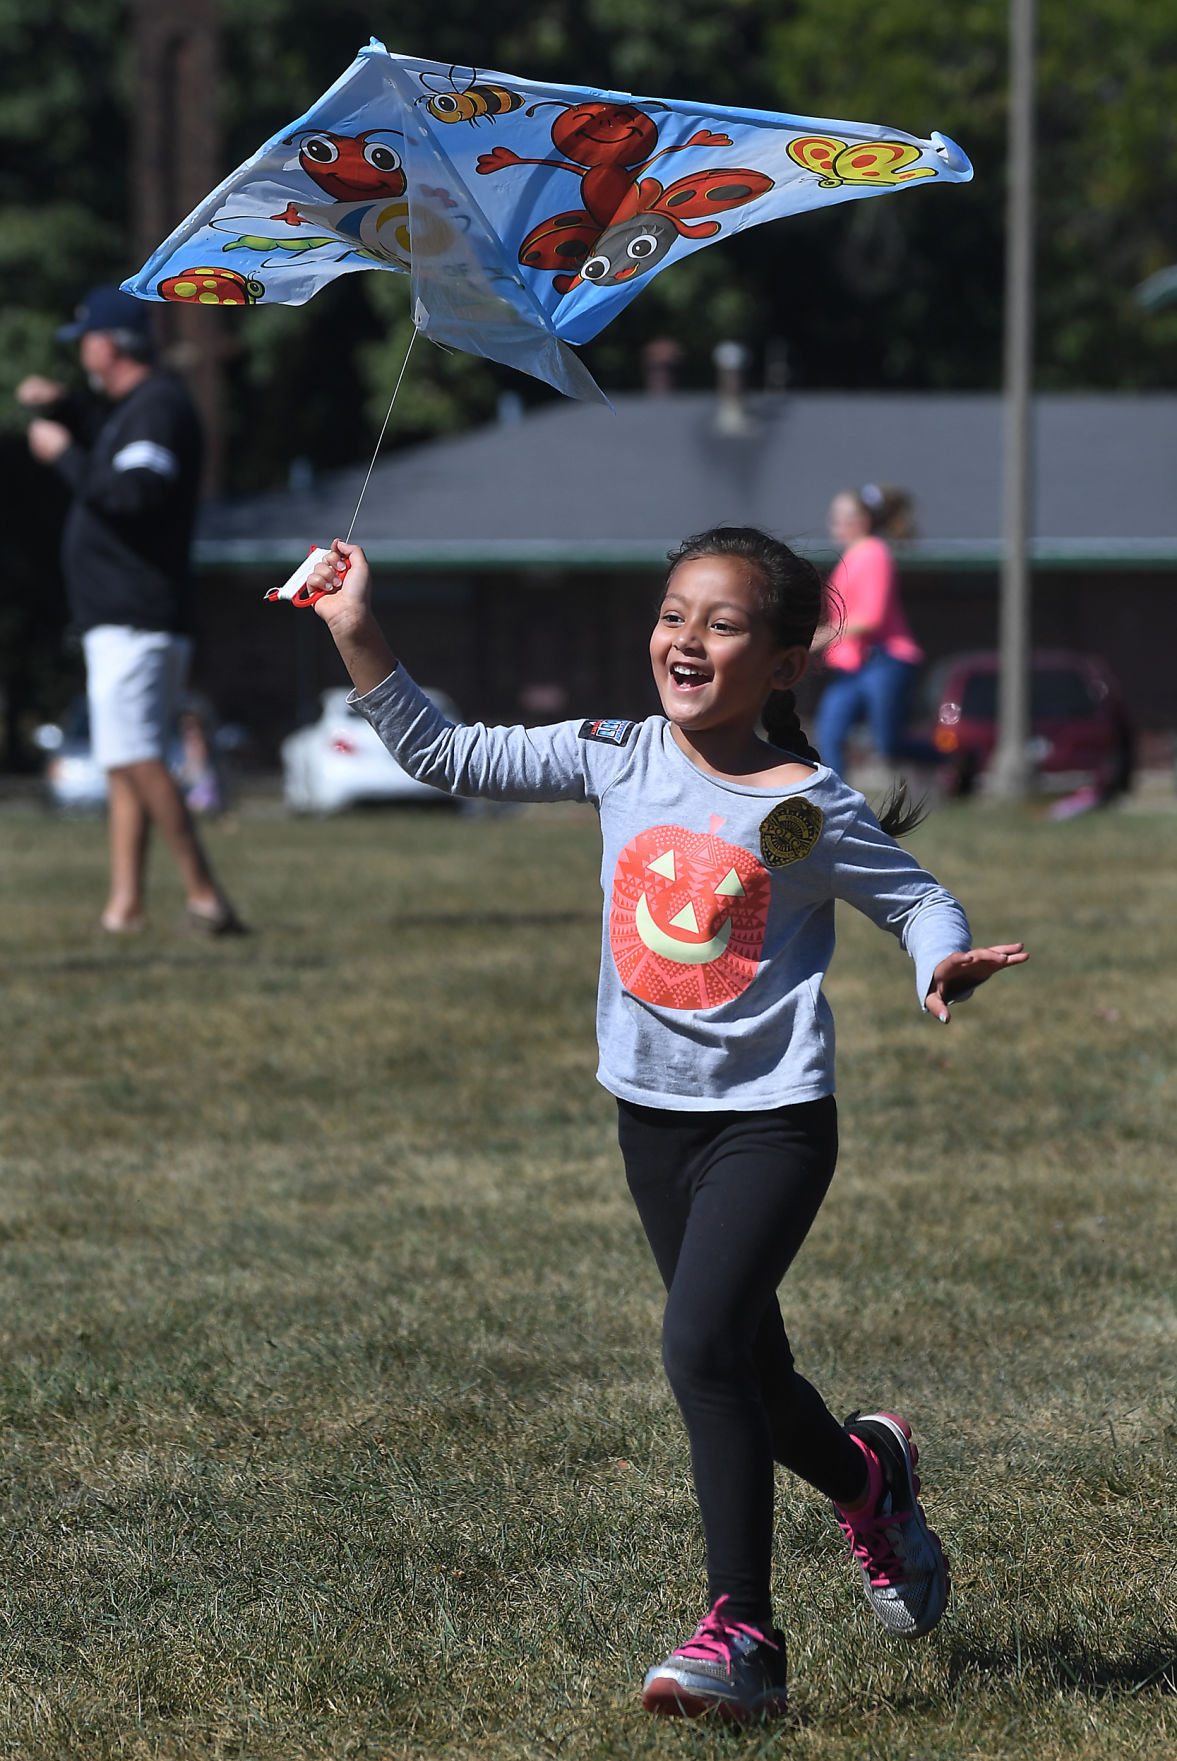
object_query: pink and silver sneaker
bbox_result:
[641,1596,788,1720]
[833,1411,950,1638]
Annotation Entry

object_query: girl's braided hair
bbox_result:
[664,526,925,838]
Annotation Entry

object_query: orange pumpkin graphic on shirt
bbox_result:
[610,818,770,1010]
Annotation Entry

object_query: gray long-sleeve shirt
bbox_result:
[354,666,972,1112]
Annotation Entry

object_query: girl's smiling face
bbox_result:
[650,556,807,739]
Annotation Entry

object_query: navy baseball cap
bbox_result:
[57,284,153,342]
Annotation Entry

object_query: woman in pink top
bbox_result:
[812,485,935,778]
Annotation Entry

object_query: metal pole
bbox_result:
[989,0,1036,798]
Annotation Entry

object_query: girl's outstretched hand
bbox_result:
[307,540,398,697]
[307,540,370,632]
[925,943,1028,1023]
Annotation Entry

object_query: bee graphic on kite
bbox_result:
[418,66,524,127]
[476,100,773,293]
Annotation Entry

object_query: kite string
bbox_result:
[344,324,418,545]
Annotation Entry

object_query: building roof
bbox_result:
[197,390,1177,572]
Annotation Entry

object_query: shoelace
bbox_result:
[837,1443,926,1586]
[672,1595,776,1666]
[837,1502,915,1586]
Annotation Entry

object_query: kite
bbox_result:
[124,38,973,406]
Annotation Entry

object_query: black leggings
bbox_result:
[617,1095,867,1629]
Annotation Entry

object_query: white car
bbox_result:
[34,695,238,815]
[34,703,108,812]
[281,686,462,813]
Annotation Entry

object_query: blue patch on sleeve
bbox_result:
[578,718,636,747]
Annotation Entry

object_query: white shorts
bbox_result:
[83,625,193,770]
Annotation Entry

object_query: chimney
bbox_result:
[713,340,756,436]
[642,337,683,394]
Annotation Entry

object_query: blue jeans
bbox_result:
[813,649,935,778]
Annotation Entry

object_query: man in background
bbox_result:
[18,284,243,934]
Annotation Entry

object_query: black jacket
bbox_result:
[54,372,202,634]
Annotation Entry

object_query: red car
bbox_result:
[928,650,1135,797]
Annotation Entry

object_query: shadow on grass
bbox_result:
[7,950,334,974]
[391,910,599,929]
[947,1633,1177,1698]
[7,912,599,973]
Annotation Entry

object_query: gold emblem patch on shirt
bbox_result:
[759,798,823,868]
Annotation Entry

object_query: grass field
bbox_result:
[0,798,1174,1759]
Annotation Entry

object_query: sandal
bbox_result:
[185,900,249,937]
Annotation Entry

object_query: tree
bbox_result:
[755,0,1177,389]
[0,0,127,760]
[3,0,1177,752]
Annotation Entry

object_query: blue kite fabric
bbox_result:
[124,38,973,402]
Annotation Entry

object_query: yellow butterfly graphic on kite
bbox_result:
[786,135,936,189]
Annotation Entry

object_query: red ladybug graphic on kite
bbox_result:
[287,130,407,202]
[476,100,773,294]
[158,266,264,305]
[610,819,771,1011]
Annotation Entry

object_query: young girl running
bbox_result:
[306,527,1026,1721]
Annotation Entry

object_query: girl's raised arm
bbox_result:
[308,540,397,698]
[304,546,633,808]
